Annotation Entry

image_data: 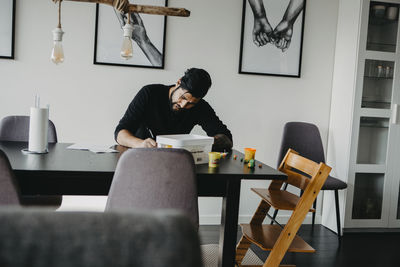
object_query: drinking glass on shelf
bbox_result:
[385,66,391,78]
[377,65,384,77]
[367,61,375,77]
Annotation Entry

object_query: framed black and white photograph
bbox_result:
[94,0,167,68]
[239,0,306,77]
[0,0,15,59]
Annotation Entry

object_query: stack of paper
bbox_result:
[67,144,118,153]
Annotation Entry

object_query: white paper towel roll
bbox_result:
[28,107,49,153]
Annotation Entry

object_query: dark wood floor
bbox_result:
[199,224,400,267]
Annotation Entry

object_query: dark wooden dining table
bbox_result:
[0,141,286,267]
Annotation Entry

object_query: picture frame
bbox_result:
[238,0,306,77]
[94,0,167,69]
[0,0,16,59]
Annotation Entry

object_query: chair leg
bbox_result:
[312,197,317,227]
[334,189,342,241]
[270,209,279,225]
[235,235,252,267]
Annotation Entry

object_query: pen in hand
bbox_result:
[147,127,155,139]
[143,127,157,148]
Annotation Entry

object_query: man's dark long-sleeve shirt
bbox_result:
[115,84,232,142]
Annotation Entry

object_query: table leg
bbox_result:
[218,179,241,267]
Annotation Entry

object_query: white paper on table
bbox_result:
[67,144,119,153]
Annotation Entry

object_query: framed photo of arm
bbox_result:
[0,0,15,59]
[239,0,306,77]
[94,0,167,68]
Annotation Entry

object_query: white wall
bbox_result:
[322,0,362,233]
[0,0,339,224]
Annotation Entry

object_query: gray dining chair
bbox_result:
[0,208,202,267]
[106,148,199,228]
[271,122,347,239]
[0,115,62,208]
[0,115,57,143]
[0,149,21,205]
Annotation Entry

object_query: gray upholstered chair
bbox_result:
[0,115,57,143]
[0,149,21,205]
[0,115,62,207]
[271,122,347,239]
[0,208,202,267]
[106,148,199,228]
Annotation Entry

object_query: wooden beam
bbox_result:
[52,0,190,17]
[128,5,190,17]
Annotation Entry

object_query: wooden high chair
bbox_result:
[235,149,331,267]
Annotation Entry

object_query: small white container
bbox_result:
[156,134,214,164]
[387,6,398,20]
[28,107,49,153]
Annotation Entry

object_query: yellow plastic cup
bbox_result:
[244,148,256,163]
[208,152,221,168]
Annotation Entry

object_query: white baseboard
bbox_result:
[59,197,322,226]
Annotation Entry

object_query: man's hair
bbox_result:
[180,68,212,99]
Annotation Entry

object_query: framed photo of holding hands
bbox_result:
[0,0,15,59]
[239,0,306,77]
[94,0,167,68]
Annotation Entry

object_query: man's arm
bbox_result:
[114,86,156,148]
[196,102,233,152]
[213,133,233,152]
[116,129,156,148]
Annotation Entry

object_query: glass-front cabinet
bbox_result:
[345,0,400,228]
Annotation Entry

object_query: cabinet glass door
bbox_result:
[367,2,399,52]
[357,117,389,164]
[352,173,385,219]
[362,59,394,109]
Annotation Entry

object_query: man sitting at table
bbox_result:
[115,68,233,151]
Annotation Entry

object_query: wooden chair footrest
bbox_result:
[240,224,315,253]
[251,188,315,212]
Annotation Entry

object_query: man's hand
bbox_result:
[130,13,149,46]
[273,20,293,52]
[212,134,233,152]
[140,138,157,148]
[253,17,274,47]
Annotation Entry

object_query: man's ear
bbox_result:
[176,79,181,87]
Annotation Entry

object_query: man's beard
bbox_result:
[169,100,186,115]
[170,102,179,112]
[169,90,185,114]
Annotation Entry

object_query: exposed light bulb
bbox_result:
[51,27,64,65]
[51,41,64,65]
[121,23,134,60]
